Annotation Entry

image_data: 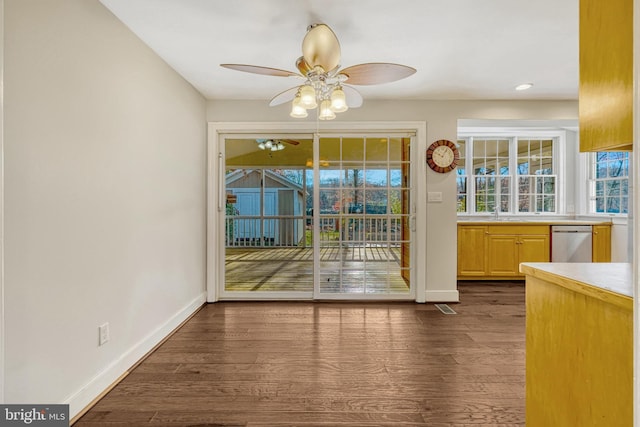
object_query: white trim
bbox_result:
[207,121,427,302]
[415,129,428,303]
[425,289,460,303]
[575,146,591,216]
[64,292,205,418]
[458,127,572,137]
[0,0,5,403]
[206,123,218,302]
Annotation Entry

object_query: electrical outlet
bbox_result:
[98,323,110,346]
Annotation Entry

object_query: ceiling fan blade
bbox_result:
[221,64,300,78]
[269,86,300,107]
[340,63,416,85]
[280,139,300,146]
[343,85,363,108]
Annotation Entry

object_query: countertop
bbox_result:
[520,262,633,309]
[458,219,612,226]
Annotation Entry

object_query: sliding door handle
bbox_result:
[409,215,416,232]
[218,152,224,212]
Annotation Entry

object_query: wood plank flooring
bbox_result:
[225,247,409,293]
[74,282,525,426]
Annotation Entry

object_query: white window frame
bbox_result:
[457,128,567,216]
[587,151,630,216]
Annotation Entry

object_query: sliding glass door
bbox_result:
[314,136,414,299]
[222,136,314,297]
[219,132,414,300]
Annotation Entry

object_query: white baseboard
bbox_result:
[425,289,460,302]
[64,292,206,419]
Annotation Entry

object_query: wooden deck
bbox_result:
[225,246,409,293]
[74,282,526,426]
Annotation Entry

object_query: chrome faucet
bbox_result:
[494,207,499,221]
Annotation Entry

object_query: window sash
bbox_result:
[589,152,629,215]
[456,135,558,214]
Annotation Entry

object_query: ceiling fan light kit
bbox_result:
[290,96,308,118]
[257,139,286,151]
[221,24,416,120]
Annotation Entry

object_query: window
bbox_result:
[590,152,629,214]
[516,139,555,213]
[456,134,558,215]
[456,140,467,212]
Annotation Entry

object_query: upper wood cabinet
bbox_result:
[579,0,633,152]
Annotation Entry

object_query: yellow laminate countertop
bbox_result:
[520,262,632,310]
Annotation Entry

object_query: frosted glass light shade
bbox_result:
[318,99,336,120]
[290,96,308,118]
[330,87,348,112]
[299,85,317,109]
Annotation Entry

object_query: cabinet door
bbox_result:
[457,226,487,276]
[579,0,633,151]
[487,235,519,276]
[519,235,550,264]
[592,225,611,262]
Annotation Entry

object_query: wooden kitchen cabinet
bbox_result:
[457,224,550,279]
[457,225,487,277]
[522,263,632,426]
[579,0,633,151]
[592,224,612,262]
[486,226,550,277]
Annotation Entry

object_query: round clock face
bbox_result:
[432,145,455,167]
[426,139,460,173]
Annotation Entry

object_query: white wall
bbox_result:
[4,0,206,417]
[0,0,5,404]
[206,100,577,301]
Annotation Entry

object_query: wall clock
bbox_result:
[426,139,460,173]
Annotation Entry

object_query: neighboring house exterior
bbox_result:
[225,169,306,246]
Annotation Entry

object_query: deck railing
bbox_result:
[226,215,405,248]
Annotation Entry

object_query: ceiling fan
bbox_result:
[255,138,300,151]
[221,24,416,120]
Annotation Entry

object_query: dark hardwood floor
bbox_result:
[75,282,525,426]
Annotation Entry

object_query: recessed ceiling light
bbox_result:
[515,83,534,91]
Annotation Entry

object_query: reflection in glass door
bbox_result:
[315,136,413,298]
[219,133,414,299]
[222,136,314,296]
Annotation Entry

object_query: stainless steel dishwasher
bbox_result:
[551,225,592,262]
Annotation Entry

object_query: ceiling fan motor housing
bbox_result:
[302,24,341,73]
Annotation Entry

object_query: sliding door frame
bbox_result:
[207,121,428,303]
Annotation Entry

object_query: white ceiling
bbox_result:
[99,0,578,102]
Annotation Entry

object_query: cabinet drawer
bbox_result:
[487,225,550,235]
